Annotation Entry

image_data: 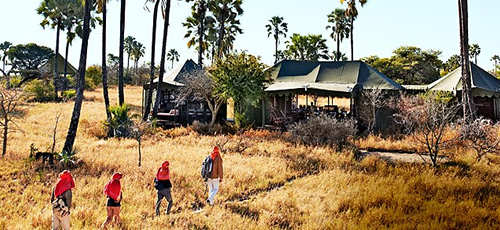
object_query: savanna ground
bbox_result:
[0,86,499,229]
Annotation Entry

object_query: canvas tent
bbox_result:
[262,60,403,129]
[142,59,226,126]
[428,63,500,119]
[266,60,403,96]
[39,53,77,76]
[428,62,500,97]
[143,59,201,90]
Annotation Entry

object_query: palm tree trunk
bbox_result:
[336,32,341,61]
[216,6,226,60]
[152,0,171,117]
[475,55,477,64]
[143,0,160,121]
[54,22,61,99]
[102,0,112,134]
[350,16,354,61]
[459,0,474,120]
[118,0,126,106]
[63,0,92,154]
[198,0,206,66]
[63,38,70,91]
[274,35,278,64]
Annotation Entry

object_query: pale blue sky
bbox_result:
[1,0,499,70]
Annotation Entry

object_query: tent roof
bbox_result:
[39,53,78,75]
[428,63,500,97]
[149,59,202,87]
[265,60,403,93]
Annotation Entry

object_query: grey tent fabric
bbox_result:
[39,53,78,76]
[265,60,403,93]
[146,59,202,88]
[428,63,500,97]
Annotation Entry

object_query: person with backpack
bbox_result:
[101,172,123,229]
[51,170,75,230]
[205,146,223,206]
[154,161,173,216]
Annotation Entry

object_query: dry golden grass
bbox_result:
[0,86,499,229]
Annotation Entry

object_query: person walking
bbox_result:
[207,146,223,206]
[154,161,173,215]
[101,172,123,229]
[51,170,75,230]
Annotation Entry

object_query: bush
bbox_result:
[104,104,132,138]
[289,114,356,149]
[85,65,102,90]
[61,89,76,100]
[190,120,224,135]
[23,79,56,102]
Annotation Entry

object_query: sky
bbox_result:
[1,0,499,71]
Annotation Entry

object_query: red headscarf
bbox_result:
[156,161,170,181]
[54,170,75,197]
[104,172,122,200]
[211,146,220,160]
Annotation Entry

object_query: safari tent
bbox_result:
[142,59,226,126]
[427,63,500,120]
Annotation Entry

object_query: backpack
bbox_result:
[200,156,213,181]
[52,196,70,216]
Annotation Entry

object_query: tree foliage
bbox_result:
[209,53,268,127]
[266,16,288,64]
[6,43,54,86]
[362,46,443,85]
[326,8,350,61]
[285,34,330,61]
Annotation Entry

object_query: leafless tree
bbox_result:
[0,87,24,156]
[360,88,389,133]
[394,95,460,167]
[177,70,225,127]
[459,118,500,164]
[51,113,62,154]
[131,119,151,167]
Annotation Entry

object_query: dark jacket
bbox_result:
[210,155,223,179]
[51,189,72,209]
[155,178,172,190]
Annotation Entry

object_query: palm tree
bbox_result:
[152,0,172,117]
[492,55,500,73]
[208,0,244,60]
[326,8,350,61]
[118,0,126,105]
[167,49,180,69]
[469,43,481,64]
[266,16,288,64]
[131,41,146,73]
[0,41,12,88]
[143,0,160,121]
[37,0,66,99]
[97,0,112,128]
[285,34,330,61]
[184,0,211,66]
[63,0,92,154]
[340,0,367,61]
[458,0,474,119]
[124,36,136,76]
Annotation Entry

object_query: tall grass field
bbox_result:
[0,86,498,229]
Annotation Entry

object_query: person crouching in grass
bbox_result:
[51,170,75,230]
[101,172,123,229]
[154,161,173,215]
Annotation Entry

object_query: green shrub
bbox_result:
[8,76,22,88]
[61,90,76,100]
[85,65,102,90]
[104,104,132,138]
[23,79,56,102]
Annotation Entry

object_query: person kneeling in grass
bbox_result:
[51,170,75,230]
[154,161,173,215]
[101,172,123,229]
